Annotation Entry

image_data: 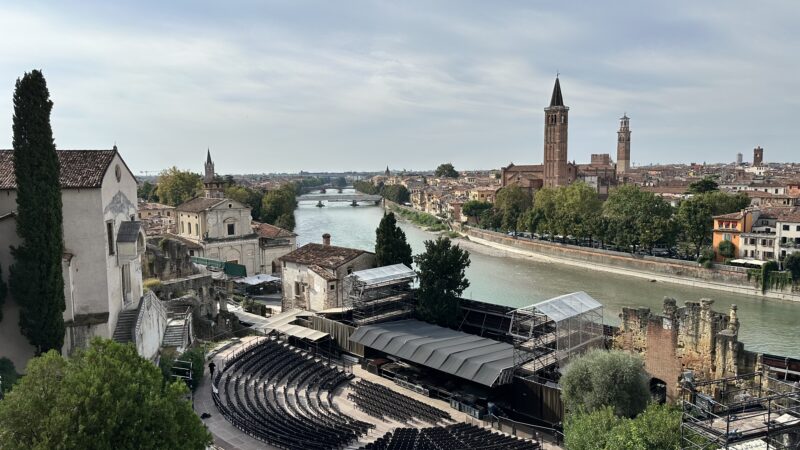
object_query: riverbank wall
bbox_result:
[462,227,800,302]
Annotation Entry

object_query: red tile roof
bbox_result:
[0,149,121,189]
[279,243,371,269]
[252,221,296,239]
[175,197,225,213]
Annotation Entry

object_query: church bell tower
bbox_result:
[616,114,631,175]
[203,149,224,199]
[544,77,569,188]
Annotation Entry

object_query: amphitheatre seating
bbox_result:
[348,379,451,424]
[359,423,540,450]
[212,338,374,449]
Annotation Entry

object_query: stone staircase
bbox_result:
[162,321,186,348]
[112,308,140,344]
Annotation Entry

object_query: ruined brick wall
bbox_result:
[613,298,756,402]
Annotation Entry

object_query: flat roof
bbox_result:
[532,291,602,322]
[349,263,416,286]
[349,319,514,387]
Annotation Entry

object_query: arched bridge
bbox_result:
[297,193,382,203]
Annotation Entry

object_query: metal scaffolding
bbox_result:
[507,291,604,380]
[680,372,800,449]
[343,264,416,326]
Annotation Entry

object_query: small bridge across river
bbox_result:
[297,193,382,204]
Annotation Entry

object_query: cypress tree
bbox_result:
[0,265,7,323]
[375,212,413,267]
[9,70,66,354]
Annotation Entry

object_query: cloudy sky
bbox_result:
[0,1,797,175]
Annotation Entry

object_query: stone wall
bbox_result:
[463,227,799,300]
[144,237,198,280]
[612,297,758,402]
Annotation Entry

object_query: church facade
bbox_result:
[501,77,631,197]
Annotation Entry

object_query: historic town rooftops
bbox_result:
[252,221,296,239]
[713,211,746,220]
[0,148,131,190]
[503,163,543,172]
[138,201,175,211]
[279,243,371,269]
[175,197,225,213]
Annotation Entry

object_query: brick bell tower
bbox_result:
[616,114,631,175]
[544,76,569,188]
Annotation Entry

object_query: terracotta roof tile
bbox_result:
[175,197,225,213]
[279,243,371,269]
[252,221,296,239]
[0,149,118,189]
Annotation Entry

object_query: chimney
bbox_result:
[322,233,331,246]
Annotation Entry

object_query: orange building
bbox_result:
[712,210,755,261]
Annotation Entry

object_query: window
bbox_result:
[121,263,131,303]
[723,233,732,241]
[188,222,192,235]
[797,226,800,232]
[167,211,171,217]
[227,223,235,236]
[181,221,185,233]
[329,283,335,290]
[189,250,195,256]
[294,282,302,297]
[347,267,353,274]
[106,221,115,255]
[783,225,790,231]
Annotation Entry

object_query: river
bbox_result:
[295,193,800,358]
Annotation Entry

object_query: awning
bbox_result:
[349,319,515,387]
[234,274,280,285]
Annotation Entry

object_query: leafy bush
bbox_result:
[0,357,18,394]
[565,403,682,450]
[560,349,650,417]
[696,247,715,268]
[718,240,735,258]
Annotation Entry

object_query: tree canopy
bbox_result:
[784,252,800,283]
[0,339,212,450]
[375,212,413,267]
[564,403,682,450]
[225,184,265,220]
[414,237,470,327]
[382,184,410,204]
[0,358,17,396]
[8,70,66,354]
[137,180,158,202]
[687,177,719,194]
[434,163,459,178]
[676,191,750,257]
[602,185,675,253]
[493,185,533,232]
[261,184,298,231]
[560,349,650,417]
[155,167,203,206]
[461,200,492,222]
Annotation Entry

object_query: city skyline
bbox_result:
[1,1,798,174]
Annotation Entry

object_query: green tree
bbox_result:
[479,208,502,230]
[261,184,298,230]
[687,176,719,194]
[494,185,533,232]
[603,185,674,253]
[531,187,558,237]
[434,163,459,178]
[225,185,264,219]
[375,212,413,267]
[353,180,381,195]
[560,349,650,417]
[414,237,470,327]
[154,167,203,206]
[8,70,66,355]
[382,184,410,204]
[0,358,18,395]
[554,182,602,242]
[718,240,735,259]
[137,180,158,202]
[565,404,682,450]
[461,200,492,223]
[784,252,800,283]
[0,339,211,449]
[676,191,749,258]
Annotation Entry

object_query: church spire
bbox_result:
[549,76,564,107]
[206,148,212,165]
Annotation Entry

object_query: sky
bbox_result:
[0,1,798,175]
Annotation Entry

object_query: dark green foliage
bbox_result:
[414,237,470,327]
[677,191,750,258]
[479,208,502,230]
[180,347,206,391]
[137,180,158,202]
[392,207,447,231]
[718,240,735,258]
[261,184,298,230]
[0,265,6,323]
[375,213,413,267]
[493,185,533,232]
[784,252,800,283]
[154,167,203,206]
[560,349,650,418]
[461,200,492,222]
[0,339,212,449]
[565,403,682,450]
[353,180,381,195]
[697,247,715,268]
[434,163,459,178]
[747,260,791,293]
[0,358,18,395]
[225,184,265,219]
[381,184,410,204]
[602,185,675,253]
[687,176,719,194]
[8,70,66,355]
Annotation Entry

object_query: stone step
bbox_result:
[112,310,140,343]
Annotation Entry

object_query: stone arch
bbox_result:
[224,247,241,264]
[650,377,667,404]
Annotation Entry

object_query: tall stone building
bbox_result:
[203,149,225,199]
[543,77,570,188]
[616,114,631,175]
[753,146,764,166]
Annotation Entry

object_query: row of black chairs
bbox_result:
[212,338,373,449]
[348,379,452,424]
[359,423,540,450]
